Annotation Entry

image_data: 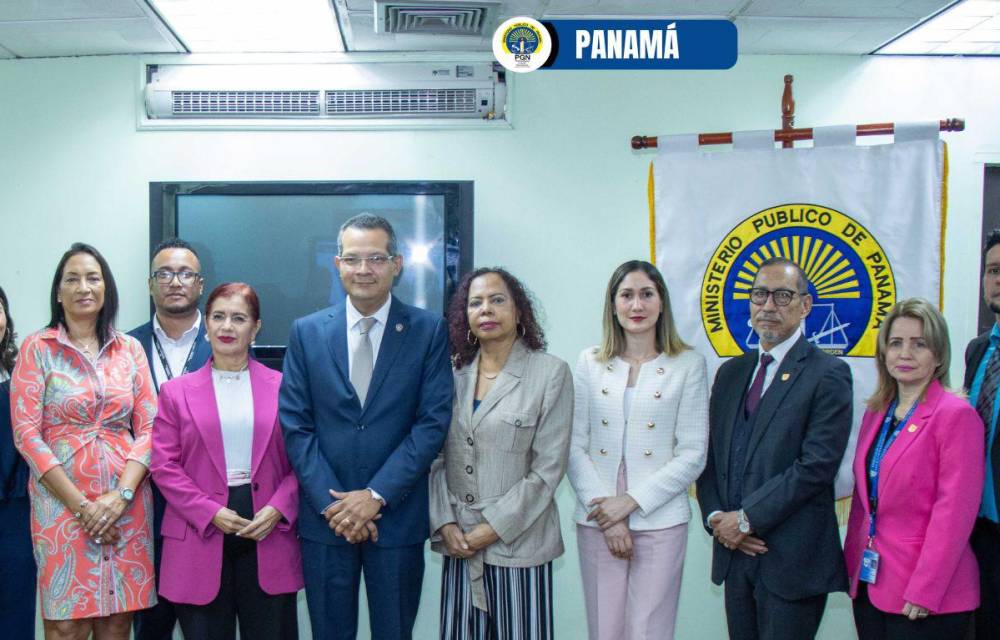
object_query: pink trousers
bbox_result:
[576,461,687,640]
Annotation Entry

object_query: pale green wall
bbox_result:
[2,52,998,639]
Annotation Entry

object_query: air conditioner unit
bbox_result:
[144,61,506,122]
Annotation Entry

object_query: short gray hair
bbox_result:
[755,256,810,293]
[337,213,398,256]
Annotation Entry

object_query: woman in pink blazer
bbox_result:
[844,298,983,639]
[150,283,302,640]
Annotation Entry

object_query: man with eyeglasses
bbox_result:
[279,213,452,640]
[128,237,211,640]
[697,256,852,640]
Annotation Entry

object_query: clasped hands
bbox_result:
[437,522,500,558]
[709,511,768,557]
[588,494,639,560]
[212,505,284,541]
[324,489,382,544]
[76,490,129,544]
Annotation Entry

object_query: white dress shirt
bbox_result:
[750,326,803,395]
[151,312,202,391]
[346,295,391,379]
[211,367,254,486]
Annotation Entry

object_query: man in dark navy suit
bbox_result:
[697,257,852,640]
[279,214,453,640]
[129,238,212,640]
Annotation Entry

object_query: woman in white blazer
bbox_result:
[568,260,709,640]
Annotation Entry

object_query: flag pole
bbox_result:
[631,74,964,150]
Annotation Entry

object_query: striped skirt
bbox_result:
[440,556,554,640]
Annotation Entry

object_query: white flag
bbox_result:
[652,130,945,497]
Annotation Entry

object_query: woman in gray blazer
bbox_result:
[568,260,709,640]
[430,267,573,640]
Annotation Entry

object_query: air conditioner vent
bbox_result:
[326,88,478,115]
[375,1,499,36]
[172,90,321,116]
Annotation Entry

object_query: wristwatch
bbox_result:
[737,509,751,534]
[118,486,135,502]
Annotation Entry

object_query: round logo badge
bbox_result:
[701,204,896,358]
[493,17,551,73]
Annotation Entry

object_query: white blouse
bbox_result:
[212,368,254,486]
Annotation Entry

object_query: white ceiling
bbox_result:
[0,0,958,58]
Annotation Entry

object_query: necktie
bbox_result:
[352,317,376,406]
[744,353,774,417]
[977,346,1000,439]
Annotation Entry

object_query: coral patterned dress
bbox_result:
[10,326,157,620]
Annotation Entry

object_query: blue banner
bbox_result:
[540,20,737,70]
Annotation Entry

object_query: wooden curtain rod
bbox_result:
[631,118,965,150]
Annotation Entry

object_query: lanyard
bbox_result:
[866,398,919,545]
[152,332,199,382]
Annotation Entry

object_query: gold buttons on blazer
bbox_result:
[644,449,653,456]
[465,494,475,503]
[601,388,609,395]
[514,419,522,427]
[466,437,474,446]
[601,419,609,426]
[647,421,655,429]
[653,391,661,399]
[606,364,613,371]
[599,448,608,455]
[465,465,474,474]
[656,367,664,374]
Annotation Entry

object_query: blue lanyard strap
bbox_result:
[866,398,919,543]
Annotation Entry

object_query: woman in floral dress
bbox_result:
[10,243,157,639]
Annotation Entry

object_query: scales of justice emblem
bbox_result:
[701,204,896,358]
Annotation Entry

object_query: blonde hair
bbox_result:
[598,260,689,362]
[867,297,952,411]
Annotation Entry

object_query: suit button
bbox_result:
[647,421,655,429]
[103,555,110,561]
[253,483,259,491]
[601,419,609,426]
[656,367,665,374]
[465,494,475,503]
[653,391,661,399]
[466,437,474,446]
[514,419,522,427]
[599,448,607,455]
[465,465,474,474]
[644,449,653,456]
[358,424,366,431]
[601,388,609,395]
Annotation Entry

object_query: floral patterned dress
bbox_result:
[10,326,157,620]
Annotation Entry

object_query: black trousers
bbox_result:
[853,584,971,639]
[174,485,298,640]
[134,484,177,640]
[0,498,35,640]
[723,551,828,640]
[972,517,1000,640]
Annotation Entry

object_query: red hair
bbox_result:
[205,282,260,321]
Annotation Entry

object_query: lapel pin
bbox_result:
[781,373,790,381]
[907,424,918,433]
[395,323,404,332]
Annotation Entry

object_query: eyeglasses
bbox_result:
[338,254,395,269]
[748,288,806,307]
[151,270,201,285]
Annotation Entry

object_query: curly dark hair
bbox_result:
[0,285,17,374]
[448,267,546,369]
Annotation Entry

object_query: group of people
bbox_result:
[1,214,1000,640]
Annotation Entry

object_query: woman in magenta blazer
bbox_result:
[150,283,302,640]
[844,298,983,639]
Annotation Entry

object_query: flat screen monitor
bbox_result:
[150,181,473,363]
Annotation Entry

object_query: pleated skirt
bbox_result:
[440,555,553,640]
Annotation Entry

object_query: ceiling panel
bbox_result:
[740,0,954,19]
[0,17,179,57]
[736,16,917,54]
[545,0,747,14]
[0,0,147,22]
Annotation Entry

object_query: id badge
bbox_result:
[859,548,879,584]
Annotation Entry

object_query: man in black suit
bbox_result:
[697,256,853,640]
[966,229,1000,640]
[129,238,212,640]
